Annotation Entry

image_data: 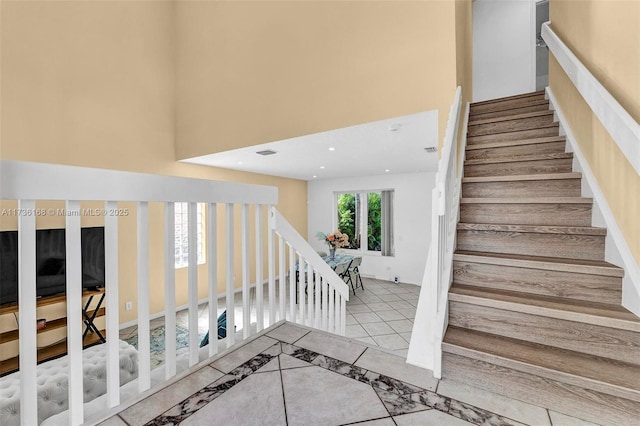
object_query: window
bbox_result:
[336,190,394,256]
[174,203,205,268]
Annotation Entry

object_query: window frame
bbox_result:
[334,189,394,257]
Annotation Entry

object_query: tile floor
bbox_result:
[104,323,595,426]
[119,277,419,358]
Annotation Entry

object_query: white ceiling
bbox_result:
[182,110,439,181]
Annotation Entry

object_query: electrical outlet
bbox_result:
[125,301,133,311]
[394,276,399,284]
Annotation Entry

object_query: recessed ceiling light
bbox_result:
[385,169,390,173]
[237,161,243,165]
[256,149,277,156]
[328,147,335,151]
[389,124,402,132]
[312,175,317,178]
[320,166,325,169]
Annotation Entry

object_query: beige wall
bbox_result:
[175,0,459,157]
[455,0,473,102]
[549,0,640,264]
[0,0,307,329]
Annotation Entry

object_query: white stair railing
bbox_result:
[270,208,350,335]
[407,86,469,377]
[0,160,342,426]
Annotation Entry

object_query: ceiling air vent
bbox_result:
[424,147,437,153]
[256,149,277,156]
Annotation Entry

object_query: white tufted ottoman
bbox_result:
[0,340,138,426]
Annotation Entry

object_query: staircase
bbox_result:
[441,90,640,425]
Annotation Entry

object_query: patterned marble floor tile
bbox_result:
[119,366,223,426]
[373,388,431,416]
[295,331,367,364]
[365,302,394,311]
[180,370,286,426]
[448,399,526,426]
[312,354,368,381]
[279,353,313,369]
[209,336,278,373]
[282,365,389,426]
[254,357,280,373]
[265,322,310,344]
[363,371,426,395]
[394,409,473,425]
[437,380,551,426]
[355,347,438,390]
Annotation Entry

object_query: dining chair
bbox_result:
[344,256,364,293]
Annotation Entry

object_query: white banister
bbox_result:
[407,86,468,377]
[270,207,349,334]
[542,22,640,175]
[18,199,37,426]
[0,159,358,425]
[65,201,84,426]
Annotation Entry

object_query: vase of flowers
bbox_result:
[316,231,349,260]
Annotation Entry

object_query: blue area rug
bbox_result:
[125,325,204,369]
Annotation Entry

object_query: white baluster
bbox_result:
[188,202,199,366]
[255,205,264,331]
[267,207,276,326]
[208,203,219,357]
[340,296,346,335]
[226,203,235,347]
[321,278,328,331]
[306,263,313,327]
[298,255,305,325]
[137,201,151,391]
[105,201,121,406]
[314,270,321,328]
[328,288,335,333]
[164,202,177,378]
[279,235,285,321]
[66,201,84,426]
[18,200,37,426]
[241,204,250,339]
[288,244,295,323]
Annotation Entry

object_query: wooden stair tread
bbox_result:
[471,90,546,107]
[465,136,565,150]
[453,250,624,277]
[443,326,640,401]
[457,223,607,236]
[469,110,555,126]
[469,99,550,119]
[449,284,640,331]
[462,173,581,183]
[465,152,573,166]
[461,197,592,204]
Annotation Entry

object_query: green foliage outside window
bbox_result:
[337,193,359,249]
[367,192,381,251]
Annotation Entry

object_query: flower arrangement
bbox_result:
[316,231,350,249]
